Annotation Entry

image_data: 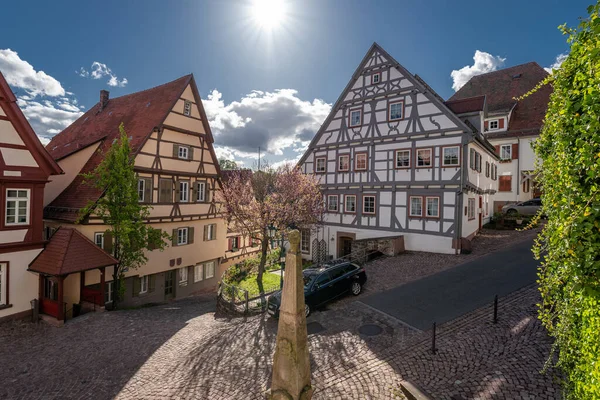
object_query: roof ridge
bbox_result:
[468,61,545,80]
[445,94,486,104]
[94,74,192,104]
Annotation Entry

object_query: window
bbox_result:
[416,148,432,167]
[410,196,423,217]
[194,264,204,282]
[442,146,459,166]
[204,223,217,241]
[467,198,476,220]
[178,146,189,160]
[345,195,356,213]
[178,227,189,245]
[500,144,512,160]
[196,182,206,202]
[0,263,6,306]
[94,233,104,249]
[499,175,512,192]
[349,109,361,127]
[105,281,113,304]
[371,73,381,84]
[183,100,192,116]
[139,276,148,294]
[363,195,375,214]
[230,236,239,251]
[395,149,410,168]
[204,261,215,279]
[426,197,439,218]
[5,189,30,225]
[489,119,499,130]
[179,181,189,202]
[475,152,482,172]
[327,195,339,212]
[355,152,368,170]
[523,178,530,193]
[159,179,173,203]
[43,277,58,301]
[137,179,145,202]
[485,162,490,177]
[300,229,310,253]
[492,164,497,180]
[469,148,475,169]
[389,101,404,121]
[179,267,188,286]
[338,155,350,171]
[315,157,326,173]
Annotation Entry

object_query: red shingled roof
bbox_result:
[448,62,551,138]
[45,75,193,222]
[444,95,486,114]
[29,228,118,276]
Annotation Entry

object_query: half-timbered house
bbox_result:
[42,75,227,311]
[298,43,499,258]
[0,71,63,322]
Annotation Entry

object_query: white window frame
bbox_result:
[349,109,361,127]
[442,146,460,167]
[338,154,350,172]
[416,148,432,168]
[179,181,189,203]
[345,195,356,213]
[500,144,512,160]
[178,146,189,160]
[194,264,204,282]
[178,227,189,245]
[489,119,499,130]
[94,232,104,249]
[425,197,440,218]
[363,195,376,215]
[105,281,113,304]
[371,73,381,84]
[300,229,310,253]
[197,182,206,202]
[395,149,411,168]
[5,189,30,226]
[137,179,145,202]
[206,223,216,241]
[139,276,148,294]
[468,198,476,220]
[179,267,188,285]
[410,196,423,217]
[355,153,368,171]
[0,263,6,306]
[183,100,192,116]
[327,195,339,212]
[204,261,215,279]
[315,157,326,173]
[231,236,239,250]
[388,101,404,121]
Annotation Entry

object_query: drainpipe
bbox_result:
[455,133,469,255]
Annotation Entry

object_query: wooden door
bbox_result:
[164,270,175,301]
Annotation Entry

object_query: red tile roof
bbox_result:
[447,62,552,138]
[45,75,193,222]
[444,95,486,114]
[29,227,118,276]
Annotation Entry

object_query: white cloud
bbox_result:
[0,49,65,97]
[451,50,506,91]
[544,53,568,73]
[78,61,128,87]
[17,98,83,142]
[203,89,330,159]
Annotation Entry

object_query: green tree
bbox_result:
[529,3,600,397]
[81,123,170,307]
[219,158,238,170]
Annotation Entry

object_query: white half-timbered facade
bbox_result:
[298,43,499,257]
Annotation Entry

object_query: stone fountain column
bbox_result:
[267,229,312,400]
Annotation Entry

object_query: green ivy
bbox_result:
[528,3,600,398]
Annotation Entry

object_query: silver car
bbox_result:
[502,198,542,216]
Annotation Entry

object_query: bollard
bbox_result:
[493,295,498,324]
[431,322,437,354]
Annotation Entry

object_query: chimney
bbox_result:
[100,90,109,111]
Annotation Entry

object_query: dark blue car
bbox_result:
[267,262,367,318]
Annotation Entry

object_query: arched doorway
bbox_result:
[337,232,356,259]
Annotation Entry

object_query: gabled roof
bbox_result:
[44,74,204,222]
[445,95,486,115]
[0,71,62,177]
[448,62,551,138]
[29,227,118,276]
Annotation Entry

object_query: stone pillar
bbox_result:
[268,230,312,400]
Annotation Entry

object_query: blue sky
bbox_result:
[0,0,590,167]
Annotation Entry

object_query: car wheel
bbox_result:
[351,281,362,296]
[305,303,311,318]
[506,209,517,215]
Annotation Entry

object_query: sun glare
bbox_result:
[251,0,286,30]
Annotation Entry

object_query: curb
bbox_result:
[399,380,432,400]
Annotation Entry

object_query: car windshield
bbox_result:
[303,272,318,288]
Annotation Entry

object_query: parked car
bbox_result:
[267,262,367,318]
[502,198,542,216]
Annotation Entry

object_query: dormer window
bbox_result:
[489,120,499,130]
[183,100,192,116]
[371,73,381,85]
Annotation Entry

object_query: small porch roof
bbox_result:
[29,227,118,276]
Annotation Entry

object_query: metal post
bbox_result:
[493,295,498,324]
[63,303,67,324]
[244,290,249,314]
[431,322,437,354]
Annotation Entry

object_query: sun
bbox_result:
[251,0,286,30]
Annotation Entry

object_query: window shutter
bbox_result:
[144,178,152,203]
[484,121,489,130]
[512,143,519,160]
[173,144,179,158]
[192,182,198,202]
[149,275,155,293]
[203,225,208,241]
[104,230,113,254]
[495,145,500,156]
[469,149,475,169]
[174,180,180,202]
[188,227,194,244]
[499,119,504,129]
[188,147,194,161]
[499,176,512,192]
[214,224,217,240]
[172,229,178,246]
[132,277,140,297]
[228,238,232,251]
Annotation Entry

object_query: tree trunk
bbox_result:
[112,267,120,310]
[257,230,269,297]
